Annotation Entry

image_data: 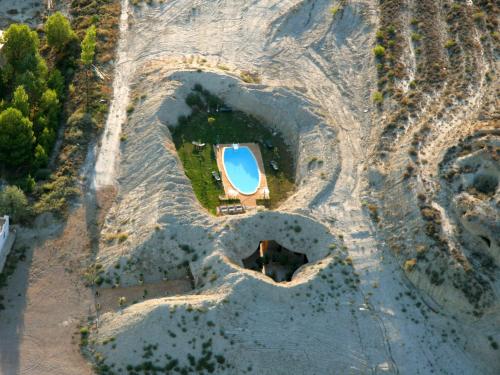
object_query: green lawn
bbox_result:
[170,88,295,214]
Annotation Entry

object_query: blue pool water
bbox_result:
[223,146,261,195]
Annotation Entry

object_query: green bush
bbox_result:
[33,144,49,169]
[444,39,457,49]
[0,108,35,167]
[45,12,76,52]
[372,91,384,104]
[2,24,39,72]
[185,93,203,108]
[373,45,386,58]
[0,185,30,223]
[411,32,422,42]
[12,86,30,117]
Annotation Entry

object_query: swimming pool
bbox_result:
[223,146,261,195]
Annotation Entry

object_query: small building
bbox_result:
[0,215,12,273]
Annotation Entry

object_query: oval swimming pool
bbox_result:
[223,146,261,195]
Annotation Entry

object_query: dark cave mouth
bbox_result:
[242,240,308,282]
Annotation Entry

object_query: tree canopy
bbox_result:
[81,25,97,66]
[0,185,30,223]
[45,12,76,52]
[2,24,40,72]
[12,86,30,117]
[0,108,35,167]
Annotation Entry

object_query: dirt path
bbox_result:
[93,0,132,189]
[0,207,94,375]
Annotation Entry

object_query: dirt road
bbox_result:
[0,207,94,375]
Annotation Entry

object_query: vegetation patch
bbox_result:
[0,1,120,220]
[170,86,294,213]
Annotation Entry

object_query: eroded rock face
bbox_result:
[88,0,500,373]
[442,131,500,271]
[94,64,345,289]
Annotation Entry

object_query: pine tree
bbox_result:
[0,108,35,167]
[12,86,30,117]
[45,12,76,52]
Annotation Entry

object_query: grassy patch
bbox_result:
[170,89,294,214]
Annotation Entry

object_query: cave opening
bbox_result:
[242,240,308,282]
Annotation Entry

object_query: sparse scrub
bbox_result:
[373,44,386,58]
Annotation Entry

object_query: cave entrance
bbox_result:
[242,240,308,282]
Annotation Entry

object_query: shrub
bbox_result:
[45,12,76,52]
[12,86,30,117]
[372,91,384,104]
[33,175,79,215]
[33,144,49,169]
[330,6,340,16]
[444,39,457,49]
[373,45,386,58]
[47,69,65,99]
[0,186,30,223]
[404,258,417,272]
[472,11,485,22]
[473,174,498,195]
[411,32,422,42]
[68,109,96,130]
[185,93,203,108]
[0,108,35,167]
[2,24,39,72]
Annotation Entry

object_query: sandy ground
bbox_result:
[0,0,44,28]
[0,207,94,375]
[0,3,96,375]
[0,0,497,374]
[96,279,192,314]
[89,0,498,374]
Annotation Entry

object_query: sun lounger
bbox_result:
[212,171,221,181]
[217,206,229,216]
[192,141,206,149]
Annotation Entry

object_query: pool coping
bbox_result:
[222,145,261,195]
[215,143,269,207]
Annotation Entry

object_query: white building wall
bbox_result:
[0,216,10,272]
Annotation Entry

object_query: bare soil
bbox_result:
[0,207,94,375]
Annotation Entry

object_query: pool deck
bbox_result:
[214,143,269,207]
